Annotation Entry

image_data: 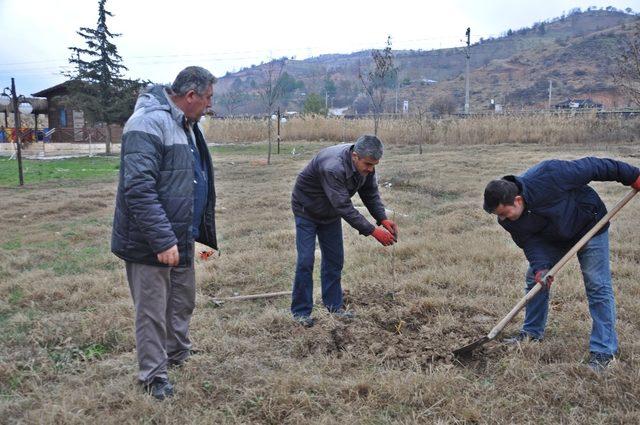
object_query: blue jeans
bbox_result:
[522,230,617,355]
[291,215,344,317]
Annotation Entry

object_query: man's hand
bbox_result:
[534,269,554,290]
[371,227,395,246]
[157,245,179,266]
[381,219,398,241]
[631,175,640,191]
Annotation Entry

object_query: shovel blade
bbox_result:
[452,336,490,357]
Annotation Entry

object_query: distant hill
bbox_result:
[212,8,639,115]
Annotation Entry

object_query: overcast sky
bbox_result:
[0,0,637,95]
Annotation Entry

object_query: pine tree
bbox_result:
[64,0,144,151]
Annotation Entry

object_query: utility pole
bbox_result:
[464,27,471,114]
[548,80,553,110]
[276,107,281,154]
[11,78,24,186]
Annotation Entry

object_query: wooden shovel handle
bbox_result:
[487,188,638,340]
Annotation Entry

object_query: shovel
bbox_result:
[453,188,638,357]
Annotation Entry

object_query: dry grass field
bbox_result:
[2,140,640,424]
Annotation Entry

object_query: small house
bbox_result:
[554,99,603,110]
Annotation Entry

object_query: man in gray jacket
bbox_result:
[291,135,398,327]
[111,66,217,400]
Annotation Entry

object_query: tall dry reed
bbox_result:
[203,114,640,146]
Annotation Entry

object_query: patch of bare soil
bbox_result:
[267,289,504,372]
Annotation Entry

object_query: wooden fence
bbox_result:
[48,126,122,143]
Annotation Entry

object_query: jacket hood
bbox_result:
[134,84,185,124]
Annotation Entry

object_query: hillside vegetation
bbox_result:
[212,9,639,115]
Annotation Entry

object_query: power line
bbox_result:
[0,25,618,79]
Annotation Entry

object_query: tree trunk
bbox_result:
[419,120,424,155]
[106,125,112,155]
[267,118,272,165]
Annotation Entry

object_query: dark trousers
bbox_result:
[291,215,344,317]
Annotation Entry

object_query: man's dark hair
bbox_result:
[171,66,217,97]
[483,179,519,213]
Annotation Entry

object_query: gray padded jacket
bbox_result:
[111,85,217,267]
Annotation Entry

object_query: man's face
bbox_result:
[493,195,525,221]
[185,84,213,121]
[352,152,379,176]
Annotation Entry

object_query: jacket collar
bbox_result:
[343,144,358,179]
[161,87,189,125]
[503,174,530,207]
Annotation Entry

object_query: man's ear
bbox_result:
[185,90,197,103]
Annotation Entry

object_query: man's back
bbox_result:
[291,144,385,235]
[498,157,639,268]
[293,144,359,214]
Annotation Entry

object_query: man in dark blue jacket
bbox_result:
[111,67,218,399]
[291,135,398,327]
[483,157,640,371]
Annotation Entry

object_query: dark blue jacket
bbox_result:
[111,85,217,267]
[291,143,387,235]
[499,157,639,273]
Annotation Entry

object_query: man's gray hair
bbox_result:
[171,66,217,96]
[353,134,383,160]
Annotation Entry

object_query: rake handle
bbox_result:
[210,291,291,302]
[487,188,638,340]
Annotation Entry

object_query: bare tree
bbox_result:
[414,105,432,154]
[358,36,397,135]
[258,59,286,164]
[219,90,246,116]
[614,23,640,107]
[430,94,457,117]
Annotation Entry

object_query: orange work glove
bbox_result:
[199,250,216,260]
[534,269,554,290]
[380,219,398,241]
[371,227,395,246]
[631,175,640,191]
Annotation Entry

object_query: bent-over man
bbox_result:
[291,135,398,327]
[483,157,640,371]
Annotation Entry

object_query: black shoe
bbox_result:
[143,377,174,401]
[502,331,541,345]
[588,352,614,372]
[168,357,187,368]
[331,308,355,319]
[294,315,315,328]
